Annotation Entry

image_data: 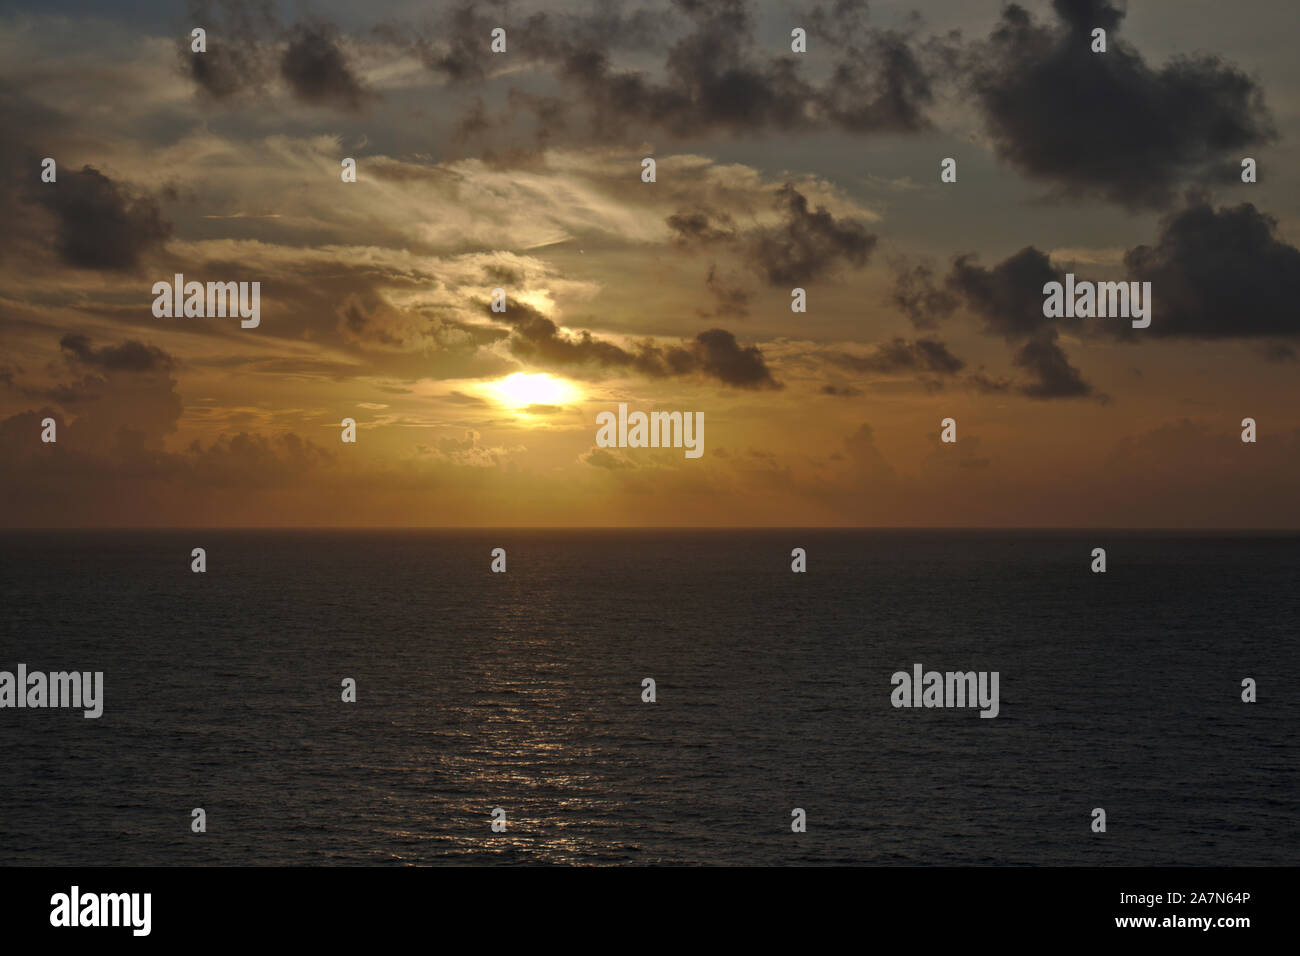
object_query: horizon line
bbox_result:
[1,526,1298,534]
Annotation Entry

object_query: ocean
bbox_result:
[0,529,1295,865]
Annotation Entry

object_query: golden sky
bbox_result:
[1,0,1298,527]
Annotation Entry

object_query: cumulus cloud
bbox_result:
[30,166,172,270]
[279,23,373,111]
[1123,195,1300,338]
[945,246,1067,341]
[963,0,1275,208]
[915,248,1102,401]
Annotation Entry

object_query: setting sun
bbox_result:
[484,372,583,410]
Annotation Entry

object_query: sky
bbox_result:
[1,0,1297,527]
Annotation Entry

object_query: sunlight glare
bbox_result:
[486,372,582,410]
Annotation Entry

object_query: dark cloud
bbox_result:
[889,257,958,329]
[181,0,277,101]
[1122,196,1300,338]
[335,293,501,351]
[59,334,176,373]
[946,246,1066,341]
[3,334,183,458]
[181,2,369,109]
[685,328,780,389]
[930,247,1101,400]
[483,300,780,389]
[803,0,871,51]
[30,166,171,270]
[408,4,496,85]
[280,23,371,111]
[941,193,1300,346]
[421,0,934,139]
[501,302,645,370]
[751,184,877,286]
[668,185,874,306]
[1012,333,1098,400]
[666,210,736,244]
[819,27,936,133]
[967,371,1012,394]
[964,0,1275,207]
[827,338,965,375]
[821,384,863,397]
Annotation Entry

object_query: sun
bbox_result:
[485,372,583,410]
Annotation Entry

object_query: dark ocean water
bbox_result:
[0,529,1295,866]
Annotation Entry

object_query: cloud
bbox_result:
[181,0,277,101]
[940,193,1300,348]
[666,210,737,244]
[59,334,176,373]
[181,2,371,110]
[931,248,1101,400]
[685,327,781,389]
[1012,334,1098,400]
[843,422,895,479]
[7,335,183,457]
[945,246,1065,341]
[279,23,372,111]
[1123,195,1300,338]
[963,0,1275,207]
[826,337,966,376]
[580,446,637,470]
[701,265,750,319]
[337,291,506,351]
[750,184,877,285]
[30,166,172,270]
[421,0,935,139]
[669,183,877,287]
[484,300,781,389]
[185,431,334,487]
[888,257,958,329]
[432,429,520,467]
[821,384,863,397]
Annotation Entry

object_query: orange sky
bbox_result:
[1,0,1298,527]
